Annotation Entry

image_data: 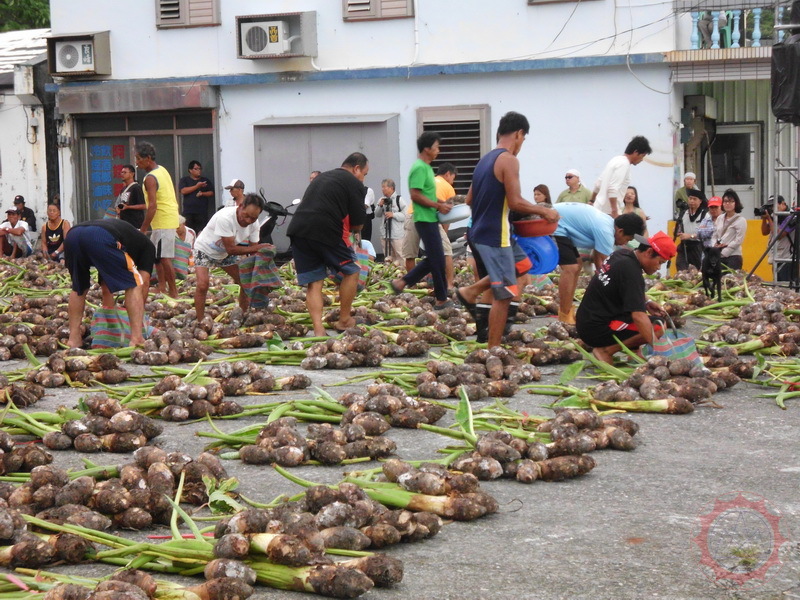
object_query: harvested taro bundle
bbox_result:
[45,393,162,453]
[239,418,396,467]
[302,333,385,370]
[508,336,581,366]
[415,347,542,400]
[616,354,742,407]
[0,432,54,475]
[515,455,597,483]
[338,383,446,429]
[147,374,243,421]
[25,451,228,530]
[0,381,45,407]
[38,349,132,386]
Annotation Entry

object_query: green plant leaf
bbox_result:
[203,476,244,514]
[558,360,586,385]
[455,386,474,438]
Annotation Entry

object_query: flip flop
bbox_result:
[455,288,478,320]
[434,300,456,311]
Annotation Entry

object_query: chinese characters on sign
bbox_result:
[89,143,126,218]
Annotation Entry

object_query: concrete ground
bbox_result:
[11,314,800,600]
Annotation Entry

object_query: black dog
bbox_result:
[701,247,722,302]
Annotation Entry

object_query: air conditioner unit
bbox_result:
[47,32,111,77]
[240,20,291,57]
[54,40,96,73]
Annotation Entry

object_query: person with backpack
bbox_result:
[675,188,708,271]
[374,178,407,265]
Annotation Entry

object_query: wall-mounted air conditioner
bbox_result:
[236,12,317,59]
[240,20,291,57]
[47,31,111,77]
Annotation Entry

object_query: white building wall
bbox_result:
[0,95,47,221]
[220,63,676,234]
[48,0,681,234]
[49,0,679,80]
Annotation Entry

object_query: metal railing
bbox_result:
[687,5,789,49]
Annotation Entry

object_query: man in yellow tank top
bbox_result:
[135,141,180,298]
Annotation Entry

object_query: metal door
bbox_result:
[705,123,761,215]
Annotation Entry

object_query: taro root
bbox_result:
[396,471,446,496]
[475,436,521,463]
[93,580,149,600]
[133,446,168,469]
[214,533,251,559]
[319,526,372,550]
[30,465,70,489]
[416,382,451,399]
[306,564,374,598]
[451,454,503,480]
[339,554,404,588]
[204,558,257,584]
[113,507,153,530]
[239,445,272,465]
[546,434,597,458]
[351,413,390,436]
[601,417,639,436]
[110,570,158,598]
[360,523,401,548]
[93,369,130,384]
[49,532,93,563]
[42,431,74,450]
[5,532,57,567]
[161,405,190,422]
[100,432,147,453]
[43,584,92,600]
[72,433,102,453]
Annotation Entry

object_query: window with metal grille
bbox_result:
[156,0,220,29]
[419,106,491,195]
[343,0,413,22]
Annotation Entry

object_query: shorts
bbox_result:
[151,229,176,260]
[402,218,452,259]
[555,235,581,266]
[471,243,526,300]
[470,237,532,281]
[291,236,359,286]
[577,316,665,349]
[65,226,143,294]
[195,249,238,269]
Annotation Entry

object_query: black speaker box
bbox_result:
[771,38,800,125]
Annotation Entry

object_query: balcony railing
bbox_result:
[684,4,790,49]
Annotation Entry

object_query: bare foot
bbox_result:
[592,347,616,365]
[129,337,146,347]
[335,317,357,332]
[67,338,83,349]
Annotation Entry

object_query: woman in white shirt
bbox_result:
[714,189,747,270]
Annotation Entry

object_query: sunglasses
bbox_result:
[565,175,575,179]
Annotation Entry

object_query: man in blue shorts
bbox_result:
[288,152,369,336]
[456,112,558,347]
[553,203,645,324]
[576,232,675,364]
[65,219,156,348]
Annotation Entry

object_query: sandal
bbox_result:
[455,288,478,320]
